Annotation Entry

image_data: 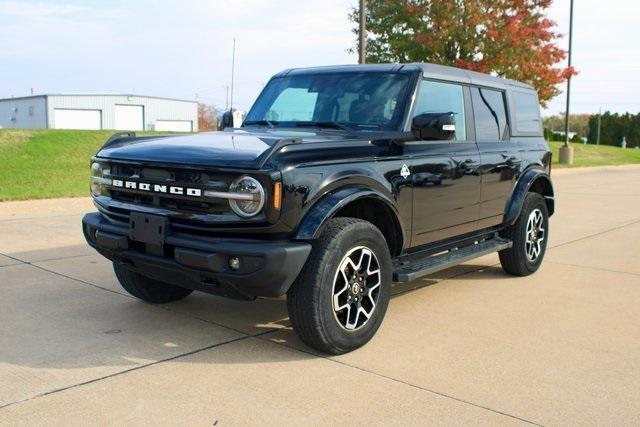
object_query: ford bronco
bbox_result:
[83,63,554,354]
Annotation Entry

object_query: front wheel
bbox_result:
[499,192,549,276]
[287,218,392,354]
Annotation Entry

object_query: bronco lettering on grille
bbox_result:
[111,179,202,197]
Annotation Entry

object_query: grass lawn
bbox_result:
[1,129,639,201]
[0,129,172,201]
[549,140,640,168]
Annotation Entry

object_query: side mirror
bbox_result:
[218,110,234,130]
[412,112,456,141]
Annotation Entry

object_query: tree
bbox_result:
[351,0,576,105]
[198,103,220,131]
[587,112,640,147]
[543,113,591,138]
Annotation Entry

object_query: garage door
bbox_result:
[53,109,101,130]
[155,120,193,132]
[114,105,144,131]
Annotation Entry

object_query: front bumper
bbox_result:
[82,212,311,299]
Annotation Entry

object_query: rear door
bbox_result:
[470,87,520,228]
[408,80,481,247]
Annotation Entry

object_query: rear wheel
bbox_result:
[287,218,392,354]
[113,263,193,303]
[499,192,549,276]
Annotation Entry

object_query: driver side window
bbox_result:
[413,80,466,141]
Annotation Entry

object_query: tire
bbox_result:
[113,262,193,303]
[499,192,549,276]
[287,217,392,355]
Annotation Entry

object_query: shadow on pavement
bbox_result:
[0,243,502,374]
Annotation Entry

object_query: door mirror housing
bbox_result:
[412,112,456,141]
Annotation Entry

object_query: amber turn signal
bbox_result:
[273,182,282,210]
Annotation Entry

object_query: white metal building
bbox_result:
[0,94,198,132]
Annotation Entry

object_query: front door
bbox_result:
[408,80,481,247]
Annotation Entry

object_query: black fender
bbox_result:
[294,186,406,247]
[504,168,555,225]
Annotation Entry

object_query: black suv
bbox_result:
[83,63,554,354]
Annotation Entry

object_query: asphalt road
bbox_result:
[1,165,639,426]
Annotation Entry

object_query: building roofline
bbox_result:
[0,94,198,104]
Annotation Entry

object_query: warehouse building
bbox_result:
[0,94,198,132]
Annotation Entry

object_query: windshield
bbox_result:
[244,72,411,131]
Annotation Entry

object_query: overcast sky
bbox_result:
[0,0,637,116]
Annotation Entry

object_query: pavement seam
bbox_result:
[0,251,96,264]
[549,218,640,250]
[3,256,267,338]
[0,252,26,265]
[0,329,278,412]
[259,336,543,426]
[546,260,640,277]
[29,253,96,263]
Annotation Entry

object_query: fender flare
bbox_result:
[504,168,555,225]
[294,187,406,246]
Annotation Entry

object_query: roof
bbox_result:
[276,62,534,91]
[0,93,197,103]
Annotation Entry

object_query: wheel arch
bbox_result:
[294,187,406,257]
[504,168,555,225]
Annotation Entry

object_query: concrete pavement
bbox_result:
[1,165,639,426]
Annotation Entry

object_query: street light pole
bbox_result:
[559,0,575,164]
[230,38,236,111]
[358,0,367,64]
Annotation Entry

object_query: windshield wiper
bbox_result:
[293,121,355,131]
[243,119,277,128]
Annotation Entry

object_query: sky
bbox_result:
[0,0,638,116]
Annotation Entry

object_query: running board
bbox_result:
[393,238,512,282]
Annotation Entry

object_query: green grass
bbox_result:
[549,140,640,168]
[0,129,174,201]
[1,129,640,201]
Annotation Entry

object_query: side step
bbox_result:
[393,237,512,283]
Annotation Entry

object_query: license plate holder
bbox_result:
[129,212,169,245]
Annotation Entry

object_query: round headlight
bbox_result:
[91,162,103,178]
[90,162,111,196]
[228,176,265,218]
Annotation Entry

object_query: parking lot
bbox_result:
[1,165,639,426]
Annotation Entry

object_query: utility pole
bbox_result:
[230,38,236,111]
[358,0,367,64]
[596,107,601,145]
[559,0,575,164]
[225,85,229,110]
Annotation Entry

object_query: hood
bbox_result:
[96,129,386,169]
[96,131,294,169]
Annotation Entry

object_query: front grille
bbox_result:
[106,163,234,215]
[96,161,274,232]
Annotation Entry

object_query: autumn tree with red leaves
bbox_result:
[198,103,220,131]
[351,0,575,104]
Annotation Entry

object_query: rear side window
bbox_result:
[471,87,508,141]
[512,91,542,134]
